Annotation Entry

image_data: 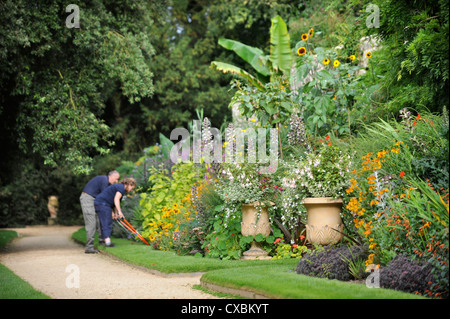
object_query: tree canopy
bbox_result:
[0,0,162,175]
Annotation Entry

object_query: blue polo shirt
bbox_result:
[94,184,126,208]
[82,175,109,197]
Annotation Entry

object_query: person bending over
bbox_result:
[80,170,120,253]
[94,177,137,247]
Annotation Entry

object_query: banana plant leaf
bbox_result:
[269,15,292,75]
[217,38,270,77]
[210,61,265,90]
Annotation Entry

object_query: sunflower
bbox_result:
[349,54,356,61]
[366,51,372,58]
[297,47,306,56]
[322,58,330,65]
[301,33,308,41]
[333,60,340,67]
[308,28,314,37]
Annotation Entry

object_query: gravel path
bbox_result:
[0,225,219,299]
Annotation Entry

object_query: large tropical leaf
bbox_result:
[218,38,270,77]
[210,61,265,90]
[269,15,292,74]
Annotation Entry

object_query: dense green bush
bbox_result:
[0,161,86,227]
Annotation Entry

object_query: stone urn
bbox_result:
[240,201,272,260]
[303,197,344,245]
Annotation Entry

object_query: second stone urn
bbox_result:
[240,201,272,260]
[303,197,344,245]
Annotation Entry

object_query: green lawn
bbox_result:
[0,230,51,299]
[73,227,426,299]
[201,265,425,299]
[72,227,296,273]
[0,230,18,248]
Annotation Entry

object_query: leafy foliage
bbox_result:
[295,245,369,281]
[0,0,161,174]
[380,255,435,297]
[350,0,449,114]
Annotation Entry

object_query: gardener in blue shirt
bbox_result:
[80,171,120,253]
[94,177,137,247]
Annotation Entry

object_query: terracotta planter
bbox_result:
[303,197,344,245]
[240,201,272,260]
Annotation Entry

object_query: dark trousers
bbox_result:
[95,203,113,239]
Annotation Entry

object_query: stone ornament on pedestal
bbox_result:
[47,195,58,225]
[303,197,344,245]
[240,201,272,260]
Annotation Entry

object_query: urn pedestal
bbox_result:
[240,202,272,260]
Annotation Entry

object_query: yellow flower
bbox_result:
[366,51,372,58]
[301,33,308,41]
[322,58,330,65]
[308,28,314,37]
[377,150,387,158]
[333,60,340,67]
[366,254,375,264]
[297,47,306,56]
[349,54,356,61]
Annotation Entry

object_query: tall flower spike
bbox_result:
[225,122,236,162]
[288,113,310,151]
[442,105,449,132]
[202,117,213,162]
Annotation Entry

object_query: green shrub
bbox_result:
[139,162,207,249]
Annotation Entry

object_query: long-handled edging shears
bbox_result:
[115,217,150,245]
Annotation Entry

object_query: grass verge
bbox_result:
[73,227,426,299]
[0,230,51,299]
[72,227,296,273]
[200,265,426,299]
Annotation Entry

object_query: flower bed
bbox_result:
[114,18,448,298]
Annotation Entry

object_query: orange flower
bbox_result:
[400,171,405,178]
